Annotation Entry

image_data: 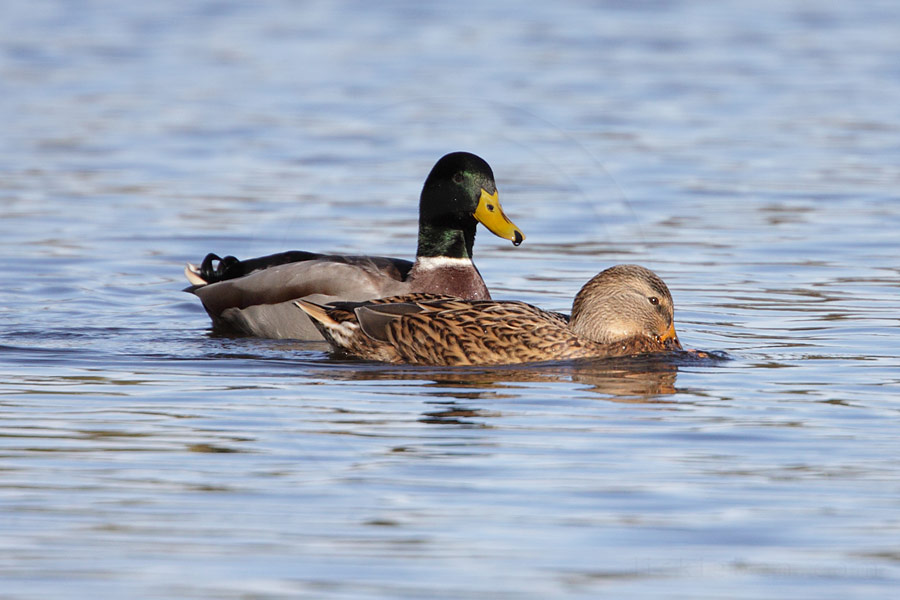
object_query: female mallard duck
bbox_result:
[184,152,524,340]
[294,264,682,366]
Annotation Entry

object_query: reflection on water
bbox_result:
[308,353,724,402]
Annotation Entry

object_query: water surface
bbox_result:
[2,1,899,598]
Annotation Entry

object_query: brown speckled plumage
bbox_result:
[295,265,682,366]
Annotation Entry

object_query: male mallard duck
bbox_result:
[184,152,524,339]
[294,264,682,365]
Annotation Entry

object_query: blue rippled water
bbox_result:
[1,1,899,598]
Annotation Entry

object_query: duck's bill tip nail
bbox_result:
[513,230,524,246]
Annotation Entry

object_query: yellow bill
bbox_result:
[473,189,525,246]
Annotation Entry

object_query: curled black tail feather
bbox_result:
[198,250,325,284]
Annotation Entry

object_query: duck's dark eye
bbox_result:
[452,172,464,184]
[648,296,660,306]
